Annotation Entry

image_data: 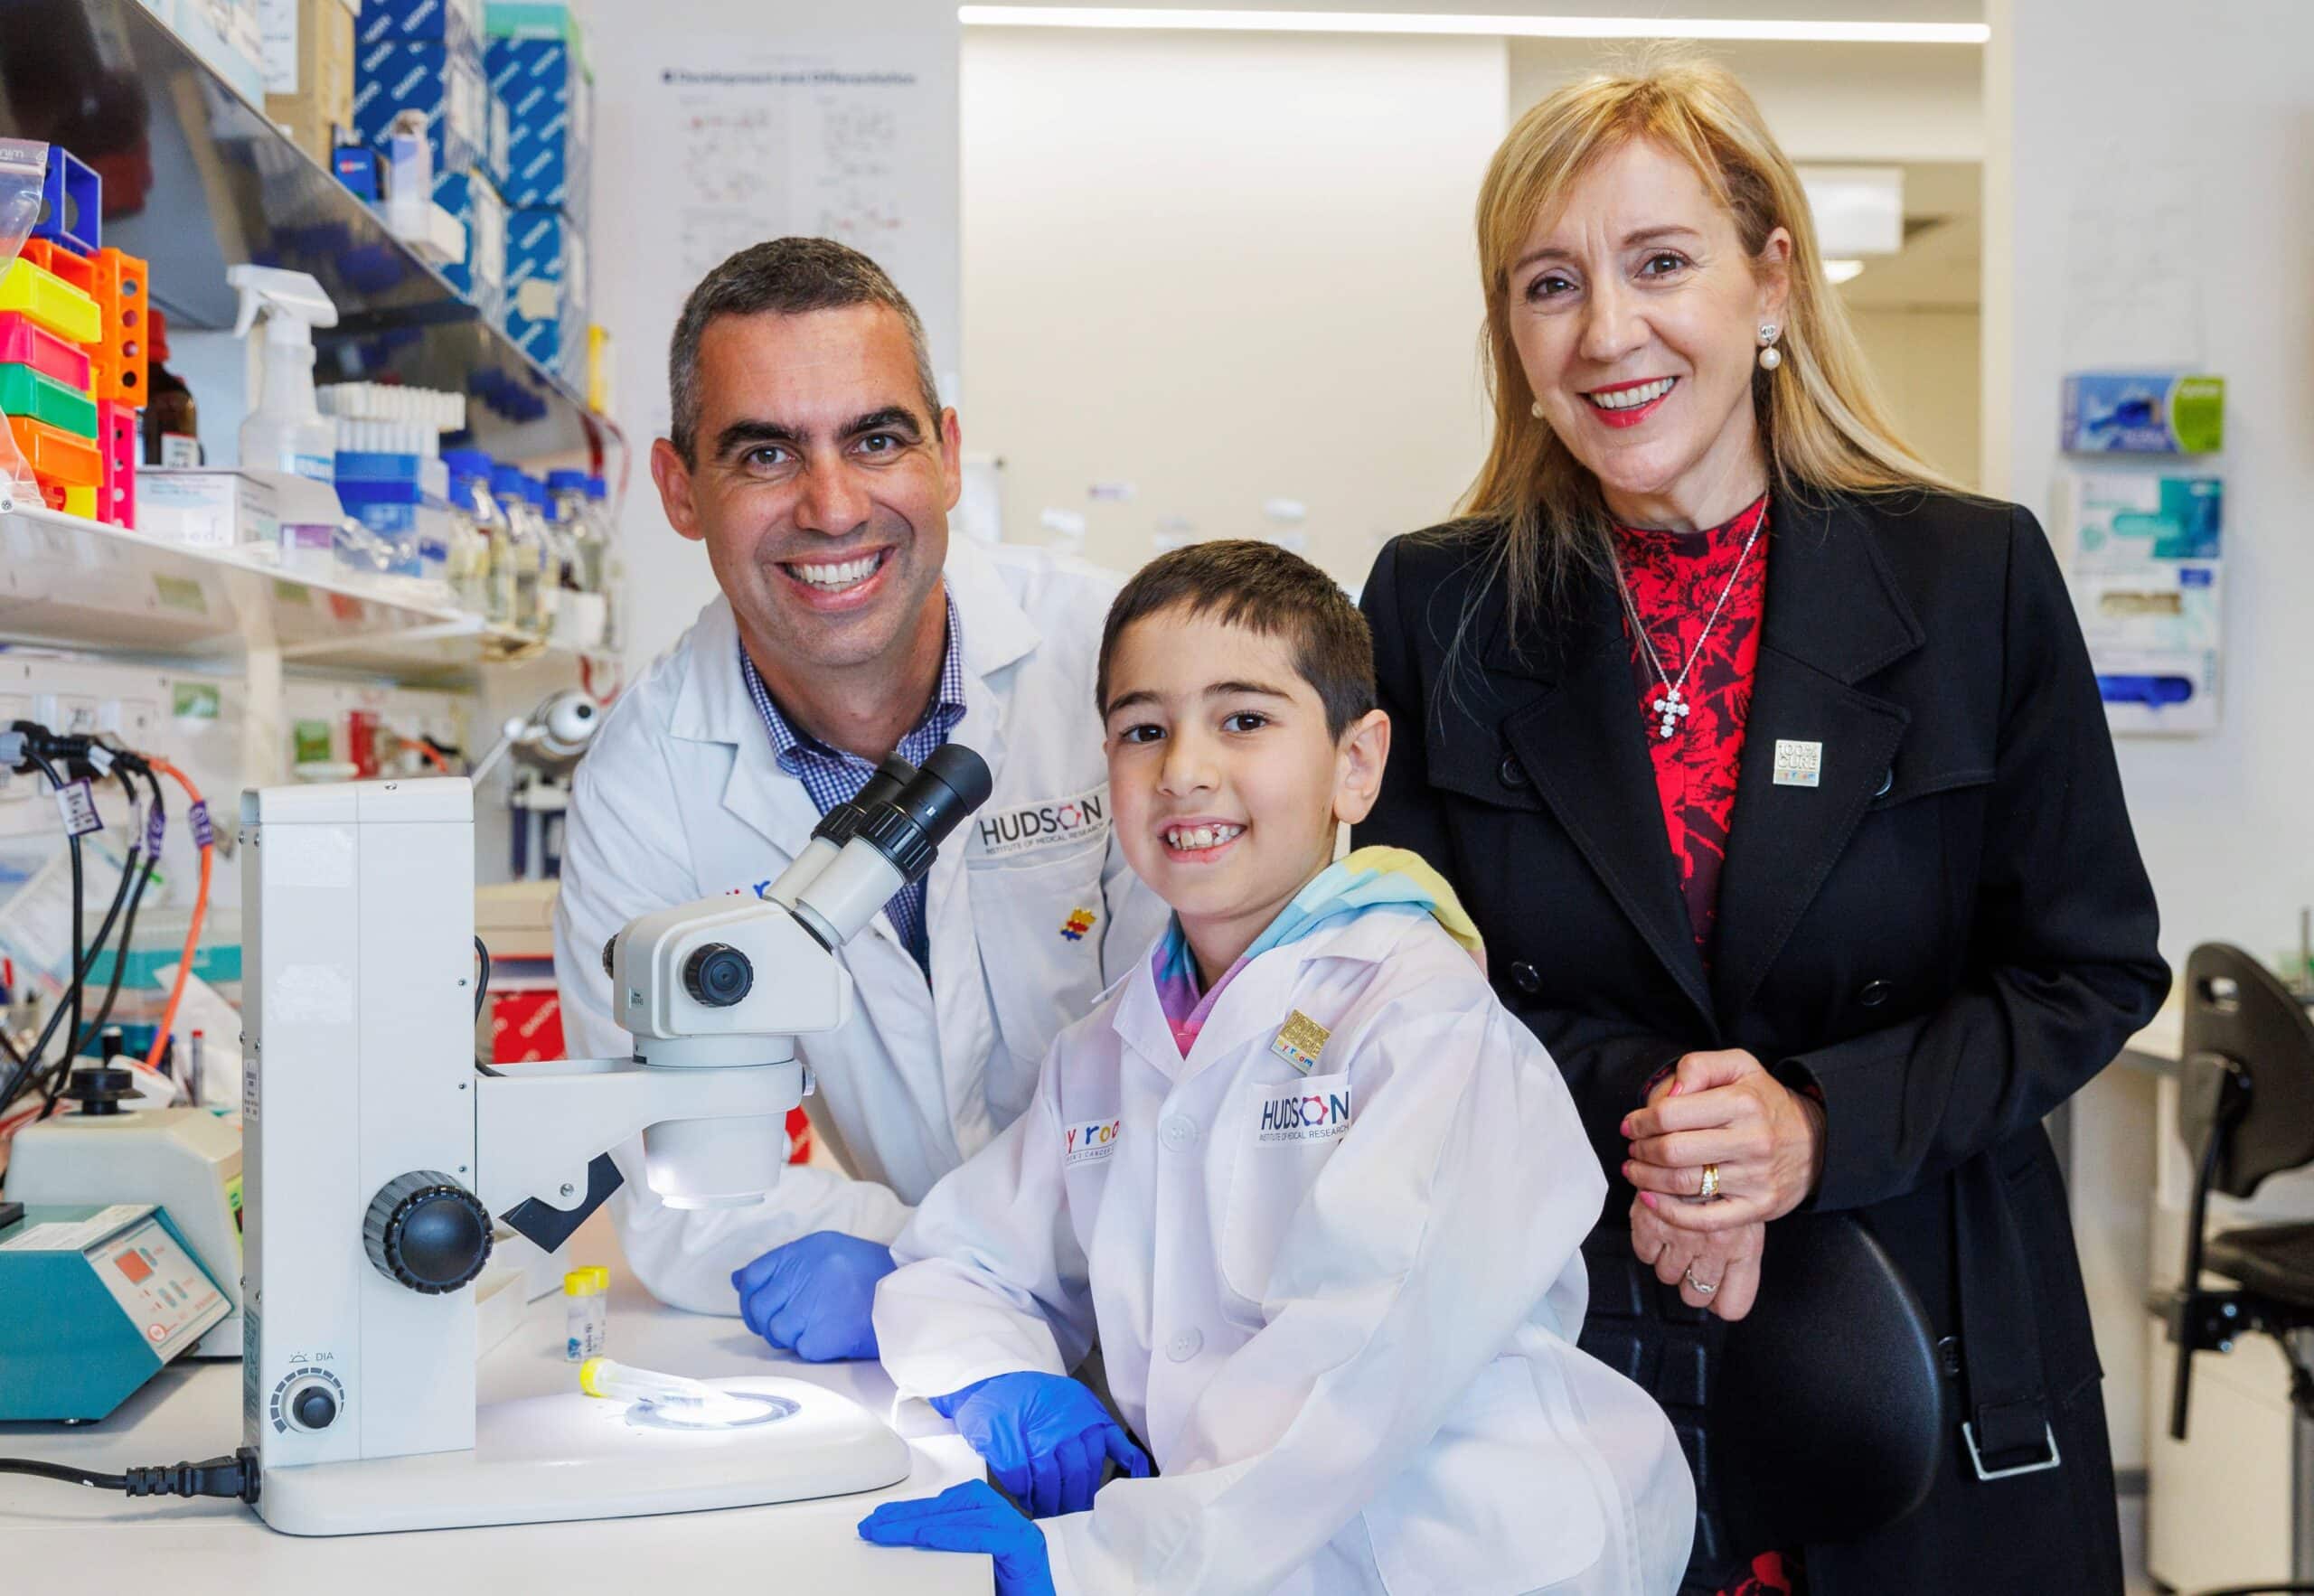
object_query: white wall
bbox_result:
[575,0,963,672]
[1848,306,1980,487]
[959,29,1507,589]
[1985,0,2314,1495]
[1985,0,2314,979]
[1509,38,1982,164]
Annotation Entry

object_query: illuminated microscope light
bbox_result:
[579,1357,797,1431]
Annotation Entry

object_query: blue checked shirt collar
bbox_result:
[736,595,966,968]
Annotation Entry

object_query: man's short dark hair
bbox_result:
[667,238,940,463]
[1097,540,1378,740]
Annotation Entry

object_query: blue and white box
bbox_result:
[485,14,590,227]
[503,205,587,383]
[354,41,491,180]
[434,168,506,321]
[357,0,483,57]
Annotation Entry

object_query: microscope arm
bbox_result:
[473,1054,804,1251]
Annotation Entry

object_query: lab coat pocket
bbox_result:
[966,840,1111,1075]
[1364,1357,1609,1595]
[1216,1073,1352,1313]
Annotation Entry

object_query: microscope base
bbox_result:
[256,1377,911,1536]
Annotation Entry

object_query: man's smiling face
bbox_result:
[652,301,960,673]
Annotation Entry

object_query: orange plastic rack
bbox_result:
[9,411,103,488]
[89,247,146,405]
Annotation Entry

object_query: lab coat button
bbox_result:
[1167,1328,1203,1362]
[1161,1115,1199,1150]
[1498,752,1529,789]
[1510,961,1543,997]
[1858,979,1894,1008]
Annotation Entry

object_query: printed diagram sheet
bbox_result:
[656,53,929,287]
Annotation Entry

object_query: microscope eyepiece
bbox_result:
[854,745,994,886]
[809,754,917,848]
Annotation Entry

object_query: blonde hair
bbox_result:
[1463,57,1961,628]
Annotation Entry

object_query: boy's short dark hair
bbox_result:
[1096,540,1378,740]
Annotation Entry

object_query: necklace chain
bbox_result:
[1612,508,1768,741]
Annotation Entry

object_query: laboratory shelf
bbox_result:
[0,0,621,464]
[0,503,582,680]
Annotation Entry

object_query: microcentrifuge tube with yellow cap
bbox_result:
[564,1265,609,1362]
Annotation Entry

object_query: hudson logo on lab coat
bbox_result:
[1255,1076,1352,1145]
[974,783,1111,859]
[1063,1119,1121,1168]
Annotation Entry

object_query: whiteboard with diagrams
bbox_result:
[626,35,959,433]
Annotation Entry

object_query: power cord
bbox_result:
[0,1448,260,1502]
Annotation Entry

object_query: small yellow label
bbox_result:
[1270,1009,1331,1075]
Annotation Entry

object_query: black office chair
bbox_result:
[2155,943,2314,1596]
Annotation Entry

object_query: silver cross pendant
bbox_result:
[1651,688,1690,740]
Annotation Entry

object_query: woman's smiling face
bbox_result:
[1508,137,1791,530]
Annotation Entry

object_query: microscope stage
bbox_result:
[257,1376,912,1535]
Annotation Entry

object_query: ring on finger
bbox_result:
[1683,1267,1718,1296]
[1697,1162,1722,1201]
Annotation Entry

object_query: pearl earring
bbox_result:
[1756,323,1783,372]
[1530,401,1543,418]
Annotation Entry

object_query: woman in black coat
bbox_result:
[1356,60,2168,1595]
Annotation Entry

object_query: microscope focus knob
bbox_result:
[682,943,754,1008]
[291,1384,338,1431]
[363,1171,494,1294]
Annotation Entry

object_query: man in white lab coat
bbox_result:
[859,542,1693,1594]
[552,239,1164,1355]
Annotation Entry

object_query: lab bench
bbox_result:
[0,1211,992,1594]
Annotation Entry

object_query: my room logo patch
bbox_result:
[1063,1119,1121,1169]
[1255,1075,1351,1146]
[975,783,1110,859]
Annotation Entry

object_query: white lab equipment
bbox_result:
[238,747,992,1535]
[6,1103,245,1358]
[552,539,1170,1318]
[226,266,338,485]
[472,687,603,881]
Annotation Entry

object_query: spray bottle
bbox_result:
[227,266,339,484]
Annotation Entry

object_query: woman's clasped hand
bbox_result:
[1620,1048,1827,1319]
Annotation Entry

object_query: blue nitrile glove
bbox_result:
[859,1480,1057,1596]
[730,1231,896,1362]
[929,1371,1152,1518]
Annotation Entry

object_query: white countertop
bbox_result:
[0,1211,991,1595]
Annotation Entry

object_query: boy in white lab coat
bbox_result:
[858,540,1694,1594]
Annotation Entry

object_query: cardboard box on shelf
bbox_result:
[484,5,589,227]
[353,39,491,180]
[434,168,507,321]
[358,0,484,56]
[259,0,357,165]
[503,205,586,386]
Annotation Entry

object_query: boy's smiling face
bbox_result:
[1102,605,1389,985]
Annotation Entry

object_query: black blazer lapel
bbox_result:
[1490,564,1717,1032]
[1713,496,1926,1020]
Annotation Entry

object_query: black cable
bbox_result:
[0,771,142,1113]
[59,769,161,1060]
[0,1448,260,1502]
[474,934,492,1021]
[0,846,136,1113]
[28,751,85,1082]
[43,860,154,1118]
[53,770,151,1076]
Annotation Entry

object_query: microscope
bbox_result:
[238,747,991,1535]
